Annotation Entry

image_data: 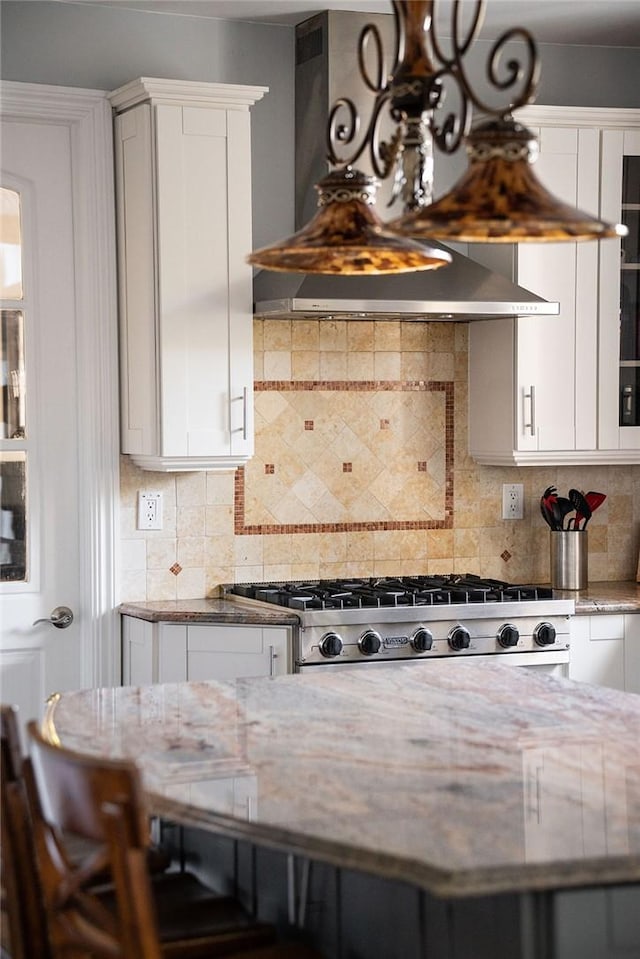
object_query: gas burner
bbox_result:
[234,575,553,610]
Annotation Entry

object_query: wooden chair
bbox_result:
[25,718,282,959]
[1,705,51,959]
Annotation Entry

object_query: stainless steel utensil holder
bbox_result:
[550,530,588,590]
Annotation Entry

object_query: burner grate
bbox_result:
[229,575,553,610]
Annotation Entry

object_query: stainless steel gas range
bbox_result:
[223,575,574,676]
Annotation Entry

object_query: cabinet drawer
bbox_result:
[187,625,268,654]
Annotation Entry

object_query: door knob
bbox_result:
[32,606,74,629]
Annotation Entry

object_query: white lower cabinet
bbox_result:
[122,617,292,685]
[569,613,639,692]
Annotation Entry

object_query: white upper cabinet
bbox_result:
[599,128,640,453]
[468,106,640,466]
[109,78,267,471]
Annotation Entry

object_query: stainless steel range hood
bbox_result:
[253,243,556,320]
[253,10,559,322]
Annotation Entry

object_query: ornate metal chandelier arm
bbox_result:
[429,71,472,155]
[428,0,484,66]
[449,1,540,118]
[326,89,400,181]
[327,19,404,180]
[448,26,539,117]
[427,0,540,131]
[357,23,389,94]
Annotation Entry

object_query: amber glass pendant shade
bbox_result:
[392,118,628,243]
[247,167,451,274]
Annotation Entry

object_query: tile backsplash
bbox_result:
[120,320,640,601]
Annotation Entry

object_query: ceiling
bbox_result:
[71,0,640,47]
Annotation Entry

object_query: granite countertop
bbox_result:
[46,662,640,899]
[120,582,640,627]
[564,580,640,614]
[120,582,640,625]
[118,598,300,626]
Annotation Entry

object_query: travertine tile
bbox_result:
[291,351,320,379]
[319,320,347,351]
[264,350,292,380]
[206,471,235,505]
[292,320,320,350]
[347,322,375,351]
[177,537,206,568]
[119,319,640,600]
[146,569,177,601]
[263,319,292,351]
[319,351,348,379]
[177,472,206,507]
[374,321,401,352]
[121,538,147,570]
[176,567,205,600]
[147,538,177,570]
[178,506,205,538]
[119,570,147,602]
[374,351,401,380]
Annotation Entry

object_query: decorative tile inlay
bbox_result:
[501,550,512,562]
[169,562,182,576]
[235,380,454,535]
[304,420,314,430]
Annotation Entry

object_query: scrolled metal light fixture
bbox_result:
[248,0,626,275]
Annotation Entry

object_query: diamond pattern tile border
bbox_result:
[235,380,454,535]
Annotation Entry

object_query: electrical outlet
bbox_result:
[137,491,163,530]
[502,483,524,520]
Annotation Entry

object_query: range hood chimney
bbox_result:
[253,10,559,322]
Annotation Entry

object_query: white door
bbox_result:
[0,82,120,732]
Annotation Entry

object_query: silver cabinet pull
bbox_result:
[33,606,74,629]
[524,384,536,437]
[242,386,248,441]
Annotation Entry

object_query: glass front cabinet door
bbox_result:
[0,186,28,583]
[600,129,640,452]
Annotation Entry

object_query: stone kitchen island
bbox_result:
[45,661,640,959]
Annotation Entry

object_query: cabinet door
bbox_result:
[516,126,599,453]
[111,79,264,472]
[155,104,253,463]
[186,625,291,680]
[468,126,600,464]
[569,615,625,690]
[623,614,640,694]
[600,130,640,453]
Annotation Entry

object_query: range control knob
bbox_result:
[448,625,471,652]
[534,622,556,646]
[359,629,382,656]
[497,624,520,648]
[411,627,434,652]
[319,631,343,659]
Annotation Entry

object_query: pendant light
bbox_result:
[247,167,451,275]
[248,1,625,276]
[391,117,627,242]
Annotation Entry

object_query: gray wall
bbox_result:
[0,0,294,249]
[1,0,639,247]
